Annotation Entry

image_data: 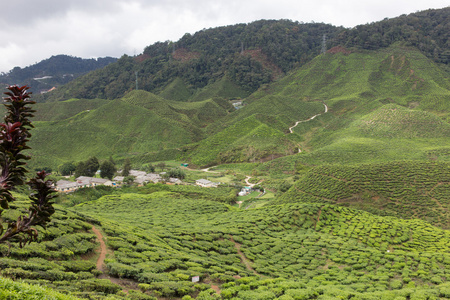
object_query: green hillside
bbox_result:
[4,185,450,299]
[157,77,193,101]
[4,183,450,299]
[39,8,448,102]
[293,102,450,165]
[180,45,450,167]
[28,90,232,169]
[33,98,109,121]
[352,104,450,138]
[250,45,449,111]
[277,161,450,228]
[26,45,450,170]
[184,114,299,167]
[189,76,251,101]
[0,194,151,299]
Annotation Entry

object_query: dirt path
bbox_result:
[201,166,220,173]
[230,236,261,276]
[92,226,137,293]
[289,102,328,134]
[315,207,323,230]
[245,176,255,187]
[92,226,107,273]
[211,284,221,294]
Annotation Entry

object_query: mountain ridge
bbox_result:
[34,7,448,102]
[26,44,450,169]
[0,55,117,94]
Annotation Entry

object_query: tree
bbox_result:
[122,158,131,177]
[74,161,86,178]
[0,85,56,247]
[100,160,117,180]
[143,163,155,173]
[74,157,99,177]
[34,166,52,173]
[123,175,135,185]
[58,161,76,176]
[165,168,186,180]
[156,162,166,172]
[84,157,99,176]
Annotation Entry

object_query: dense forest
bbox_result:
[39,7,449,101]
[0,55,117,94]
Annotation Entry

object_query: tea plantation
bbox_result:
[1,13,449,300]
[2,179,449,299]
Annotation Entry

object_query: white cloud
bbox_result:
[0,0,448,73]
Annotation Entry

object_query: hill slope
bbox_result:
[0,55,117,94]
[277,161,450,228]
[26,45,450,169]
[28,90,232,168]
[39,7,448,101]
[4,184,450,299]
[181,45,450,167]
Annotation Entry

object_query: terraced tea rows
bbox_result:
[278,161,450,228]
[66,187,450,299]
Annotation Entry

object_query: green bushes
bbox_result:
[3,169,450,299]
[75,279,121,294]
[0,276,81,300]
[278,161,450,229]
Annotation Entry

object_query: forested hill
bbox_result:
[40,7,449,101]
[0,55,117,94]
[335,7,449,65]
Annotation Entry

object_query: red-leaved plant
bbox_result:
[0,85,56,249]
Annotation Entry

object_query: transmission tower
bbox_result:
[135,71,138,90]
[321,34,327,54]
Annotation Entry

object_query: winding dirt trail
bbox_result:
[289,102,328,134]
[245,176,256,187]
[200,166,220,173]
[92,226,107,273]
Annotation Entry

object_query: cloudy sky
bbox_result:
[0,0,448,73]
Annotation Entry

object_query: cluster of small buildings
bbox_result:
[55,176,115,193]
[55,170,218,193]
[55,170,182,193]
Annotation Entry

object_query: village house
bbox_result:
[129,170,147,177]
[56,176,115,193]
[167,178,182,185]
[113,176,124,183]
[146,173,162,183]
[195,179,218,188]
[55,180,78,193]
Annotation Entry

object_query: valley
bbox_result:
[0,7,449,300]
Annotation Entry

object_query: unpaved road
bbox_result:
[289,102,328,133]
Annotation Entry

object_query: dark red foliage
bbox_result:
[0,85,56,248]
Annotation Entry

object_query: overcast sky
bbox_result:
[0,0,448,73]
